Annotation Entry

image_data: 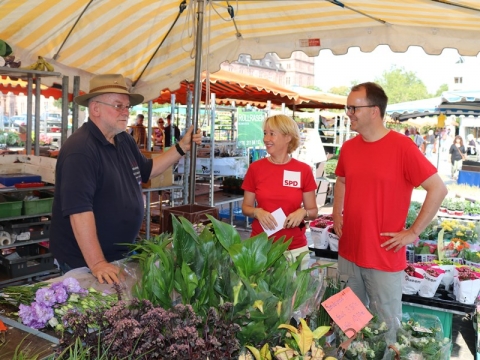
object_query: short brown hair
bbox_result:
[263,115,300,154]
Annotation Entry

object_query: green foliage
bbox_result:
[0,130,22,146]
[324,158,338,177]
[433,83,449,97]
[129,215,323,348]
[328,85,350,96]
[375,65,430,104]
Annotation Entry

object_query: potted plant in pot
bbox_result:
[439,198,450,213]
[447,199,458,216]
[454,200,465,216]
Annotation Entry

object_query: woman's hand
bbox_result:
[255,208,277,230]
[284,208,305,229]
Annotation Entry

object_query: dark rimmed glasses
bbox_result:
[94,100,132,112]
[345,105,377,114]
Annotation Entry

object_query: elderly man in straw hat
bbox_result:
[50,74,201,284]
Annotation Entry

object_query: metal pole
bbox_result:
[72,76,80,132]
[209,93,216,207]
[183,89,193,204]
[188,0,204,204]
[34,77,41,156]
[26,76,33,155]
[61,76,69,145]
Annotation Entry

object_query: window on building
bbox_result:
[286,63,291,70]
[286,77,291,85]
[454,77,463,84]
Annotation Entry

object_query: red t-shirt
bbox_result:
[335,131,437,271]
[242,158,317,249]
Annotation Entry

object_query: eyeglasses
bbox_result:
[345,105,377,114]
[94,100,132,112]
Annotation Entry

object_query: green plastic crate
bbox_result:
[402,304,453,339]
[0,198,23,218]
[23,191,54,215]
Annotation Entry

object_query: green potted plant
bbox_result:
[439,198,450,213]
[455,200,465,216]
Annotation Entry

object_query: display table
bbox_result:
[177,156,248,177]
[458,170,480,187]
[309,245,475,340]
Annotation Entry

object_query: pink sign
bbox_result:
[321,287,373,338]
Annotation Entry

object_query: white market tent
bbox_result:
[1,0,480,101]
[387,91,480,122]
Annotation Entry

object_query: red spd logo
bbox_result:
[283,170,301,188]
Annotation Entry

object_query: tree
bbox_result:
[433,84,449,97]
[375,65,430,104]
[328,85,350,96]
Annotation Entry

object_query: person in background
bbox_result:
[241,114,318,270]
[466,133,478,161]
[333,82,447,329]
[424,129,436,161]
[50,74,201,284]
[164,114,180,147]
[449,135,466,180]
[410,127,425,152]
[128,114,147,148]
[153,117,164,150]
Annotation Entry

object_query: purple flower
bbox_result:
[50,281,66,291]
[53,286,68,303]
[35,287,56,307]
[62,278,83,294]
[19,302,54,329]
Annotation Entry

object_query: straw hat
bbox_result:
[74,74,144,107]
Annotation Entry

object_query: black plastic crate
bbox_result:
[4,220,51,242]
[0,244,55,278]
[161,204,219,234]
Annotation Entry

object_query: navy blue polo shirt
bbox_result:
[50,120,153,269]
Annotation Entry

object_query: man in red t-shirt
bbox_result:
[333,82,447,326]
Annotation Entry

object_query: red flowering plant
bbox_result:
[456,266,480,281]
[405,264,424,279]
[309,214,333,229]
[414,241,437,255]
[425,267,445,278]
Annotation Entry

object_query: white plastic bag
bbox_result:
[456,278,480,304]
[324,225,339,251]
[418,271,444,297]
[401,271,423,295]
[310,226,328,249]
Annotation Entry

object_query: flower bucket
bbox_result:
[439,264,455,289]
[418,271,444,297]
[455,278,480,304]
[406,248,415,263]
[401,272,423,295]
[325,225,339,251]
[310,227,328,249]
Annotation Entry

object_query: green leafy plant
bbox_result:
[129,215,324,347]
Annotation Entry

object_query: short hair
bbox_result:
[263,114,300,154]
[136,114,144,120]
[351,82,388,118]
[166,114,172,120]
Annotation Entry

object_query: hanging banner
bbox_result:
[237,111,265,148]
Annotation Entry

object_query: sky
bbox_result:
[314,45,480,93]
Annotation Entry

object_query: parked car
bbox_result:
[1,114,10,127]
[10,115,46,132]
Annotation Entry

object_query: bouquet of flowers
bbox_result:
[453,266,480,304]
[336,314,389,360]
[389,316,451,360]
[16,277,118,331]
[444,237,470,258]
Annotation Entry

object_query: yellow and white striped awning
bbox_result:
[1,0,479,102]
